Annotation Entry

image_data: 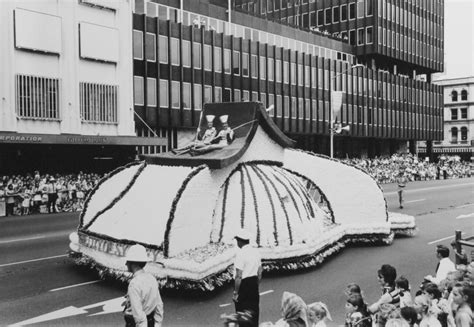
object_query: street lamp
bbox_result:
[329,64,364,158]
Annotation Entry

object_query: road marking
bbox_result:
[456,213,474,220]
[428,232,465,245]
[0,254,67,268]
[456,203,474,209]
[385,182,474,196]
[0,235,46,244]
[405,199,425,204]
[219,290,274,308]
[49,280,102,292]
[260,290,274,296]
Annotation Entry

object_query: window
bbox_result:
[451,127,458,143]
[451,109,458,120]
[291,62,296,85]
[193,42,201,69]
[452,90,458,101]
[214,47,222,72]
[171,38,180,65]
[284,96,290,117]
[268,58,274,81]
[366,0,374,16]
[317,10,323,26]
[291,97,297,118]
[147,78,156,107]
[182,83,191,109]
[16,74,60,120]
[303,13,309,28]
[333,7,339,23]
[357,0,364,18]
[171,81,180,108]
[298,64,303,86]
[276,59,282,82]
[366,27,373,44]
[194,84,202,109]
[159,35,168,63]
[461,108,467,119]
[224,49,231,74]
[341,5,347,21]
[159,80,168,107]
[215,87,222,102]
[204,85,212,103]
[251,55,258,78]
[134,76,144,105]
[234,89,241,102]
[133,30,143,59]
[233,51,240,75]
[145,33,156,62]
[242,53,249,77]
[78,81,118,123]
[305,66,310,87]
[204,45,212,71]
[182,40,191,67]
[260,56,266,79]
[349,30,356,45]
[349,3,356,19]
[243,90,249,101]
[284,61,289,83]
[223,88,231,102]
[461,127,468,141]
[252,91,258,101]
[324,8,331,25]
[358,28,365,45]
[461,90,468,101]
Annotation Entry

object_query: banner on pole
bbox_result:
[331,91,343,121]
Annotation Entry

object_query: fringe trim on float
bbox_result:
[71,233,393,292]
[296,149,390,222]
[79,161,143,228]
[391,227,418,237]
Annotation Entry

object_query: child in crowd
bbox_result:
[307,302,332,327]
[413,294,442,327]
[345,294,372,327]
[395,276,413,308]
[344,283,362,298]
[400,307,418,327]
[452,283,474,327]
[21,187,30,215]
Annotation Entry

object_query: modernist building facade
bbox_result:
[132,0,444,159]
[418,77,474,160]
[0,0,165,173]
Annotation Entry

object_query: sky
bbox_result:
[434,0,474,79]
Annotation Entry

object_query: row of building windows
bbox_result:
[15,74,118,123]
[139,1,354,64]
[316,1,373,27]
[451,90,469,102]
[450,108,469,120]
[450,127,469,143]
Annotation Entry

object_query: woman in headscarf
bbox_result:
[273,291,309,327]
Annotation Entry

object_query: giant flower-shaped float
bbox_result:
[69,102,416,291]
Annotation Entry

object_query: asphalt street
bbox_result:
[0,177,473,326]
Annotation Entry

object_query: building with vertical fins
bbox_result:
[131,0,444,158]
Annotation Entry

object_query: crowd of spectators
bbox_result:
[342,154,472,184]
[251,244,473,327]
[0,171,104,216]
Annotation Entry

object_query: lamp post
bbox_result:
[329,64,364,158]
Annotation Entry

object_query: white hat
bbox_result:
[219,115,229,124]
[206,115,215,123]
[125,244,150,262]
[234,228,251,241]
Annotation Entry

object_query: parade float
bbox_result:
[69,102,417,291]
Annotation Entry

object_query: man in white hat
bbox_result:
[233,228,262,327]
[123,244,163,327]
[172,115,216,155]
[215,115,235,147]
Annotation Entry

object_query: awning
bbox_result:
[0,132,166,146]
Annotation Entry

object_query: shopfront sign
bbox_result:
[0,132,166,146]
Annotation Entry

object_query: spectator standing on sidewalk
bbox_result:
[395,170,408,209]
[425,245,456,285]
[46,177,58,213]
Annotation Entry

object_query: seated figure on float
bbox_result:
[172,115,217,155]
[190,115,235,156]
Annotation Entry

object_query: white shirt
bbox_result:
[428,257,456,284]
[234,244,261,279]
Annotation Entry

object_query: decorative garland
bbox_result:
[79,161,143,228]
[280,170,316,221]
[269,168,303,223]
[242,165,261,246]
[163,164,208,258]
[81,162,147,231]
[283,167,336,224]
[295,149,389,222]
[252,165,293,246]
[239,168,246,229]
[218,175,231,242]
[78,229,163,252]
[250,165,281,246]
